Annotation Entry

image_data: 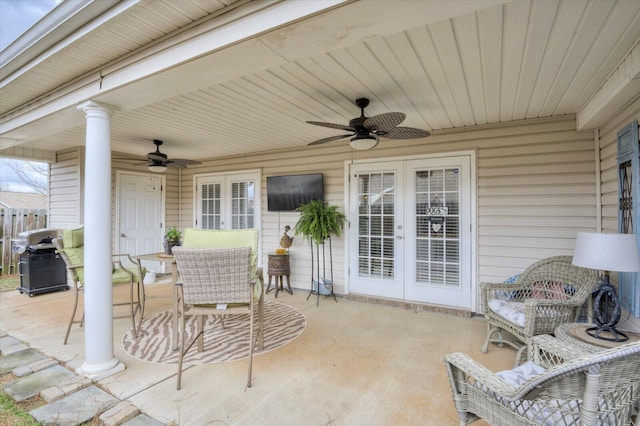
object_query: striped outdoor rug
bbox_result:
[121,301,306,365]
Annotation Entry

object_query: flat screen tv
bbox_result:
[267,173,324,212]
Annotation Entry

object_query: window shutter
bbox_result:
[617,120,640,317]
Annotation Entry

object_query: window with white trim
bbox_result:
[195,170,260,230]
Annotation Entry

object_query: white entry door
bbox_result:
[349,154,474,309]
[117,172,164,257]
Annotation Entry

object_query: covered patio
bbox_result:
[2,0,640,423]
[0,278,514,425]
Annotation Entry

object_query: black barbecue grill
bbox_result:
[12,228,68,296]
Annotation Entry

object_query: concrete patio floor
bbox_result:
[0,279,515,425]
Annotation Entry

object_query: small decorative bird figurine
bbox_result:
[279,225,294,252]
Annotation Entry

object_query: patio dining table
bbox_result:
[135,252,180,351]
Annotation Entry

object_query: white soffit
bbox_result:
[577,38,640,130]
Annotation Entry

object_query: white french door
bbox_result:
[195,170,261,230]
[349,154,474,309]
[349,161,405,299]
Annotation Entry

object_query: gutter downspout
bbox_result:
[594,128,602,232]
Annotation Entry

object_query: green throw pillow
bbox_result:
[63,227,84,248]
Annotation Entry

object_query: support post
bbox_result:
[76,101,124,379]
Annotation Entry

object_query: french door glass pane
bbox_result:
[231,181,254,229]
[201,183,221,230]
[357,172,395,279]
[415,168,460,287]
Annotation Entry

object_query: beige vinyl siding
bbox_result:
[49,147,84,229]
[478,125,596,282]
[50,115,598,311]
[172,116,596,303]
[163,168,181,230]
[596,95,640,333]
[0,146,56,163]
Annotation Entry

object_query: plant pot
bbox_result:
[312,278,333,295]
[164,239,180,255]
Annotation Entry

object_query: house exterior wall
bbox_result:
[598,95,640,333]
[49,147,84,229]
[48,115,599,312]
[172,115,596,311]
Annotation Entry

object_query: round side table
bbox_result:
[555,323,640,352]
[266,253,292,298]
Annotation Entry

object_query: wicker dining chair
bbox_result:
[446,335,640,425]
[172,246,264,390]
[480,256,599,366]
[53,227,146,344]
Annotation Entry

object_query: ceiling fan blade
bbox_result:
[363,112,406,132]
[380,127,431,139]
[308,134,353,146]
[166,159,202,168]
[148,152,167,162]
[306,121,355,132]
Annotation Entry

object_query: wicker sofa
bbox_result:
[446,335,640,425]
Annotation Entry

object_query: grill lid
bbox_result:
[12,228,62,254]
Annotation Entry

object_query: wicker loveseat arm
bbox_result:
[522,299,581,333]
[528,335,595,369]
[445,352,519,399]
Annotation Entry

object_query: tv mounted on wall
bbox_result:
[267,173,324,212]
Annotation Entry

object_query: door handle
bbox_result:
[396,235,403,240]
[120,233,126,238]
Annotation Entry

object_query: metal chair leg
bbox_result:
[63,283,80,345]
[177,305,187,390]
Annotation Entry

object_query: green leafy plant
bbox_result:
[165,226,182,243]
[294,200,346,245]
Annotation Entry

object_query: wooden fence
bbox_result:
[0,208,48,276]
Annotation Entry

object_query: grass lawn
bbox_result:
[0,374,43,426]
[0,275,20,292]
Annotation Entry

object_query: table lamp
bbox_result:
[572,232,640,342]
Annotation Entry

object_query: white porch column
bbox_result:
[76,100,124,379]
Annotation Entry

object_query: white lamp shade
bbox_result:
[572,232,640,272]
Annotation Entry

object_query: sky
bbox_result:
[0,159,48,192]
[0,1,58,192]
[0,0,60,50]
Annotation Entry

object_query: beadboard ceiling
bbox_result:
[1,0,640,163]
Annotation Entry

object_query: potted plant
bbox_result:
[294,200,346,299]
[164,226,182,255]
[294,200,346,245]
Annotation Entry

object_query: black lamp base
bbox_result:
[585,325,629,342]
[590,274,628,342]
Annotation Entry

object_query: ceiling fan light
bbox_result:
[148,163,167,173]
[350,134,379,150]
